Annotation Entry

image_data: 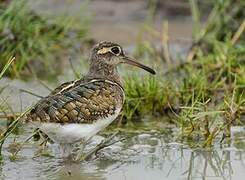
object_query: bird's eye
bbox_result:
[111,46,120,55]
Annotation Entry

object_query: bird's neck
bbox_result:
[85,61,123,87]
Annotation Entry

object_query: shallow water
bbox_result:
[0,120,245,180]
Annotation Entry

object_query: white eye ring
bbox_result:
[110,46,121,56]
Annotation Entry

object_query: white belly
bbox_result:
[38,108,121,144]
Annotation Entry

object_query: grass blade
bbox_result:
[0,57,15,79]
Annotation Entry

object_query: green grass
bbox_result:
[0,0,89,78]
[0,57,15,113]
[123,42,244,146]
[123,75,164,119]
[0,57,14,79]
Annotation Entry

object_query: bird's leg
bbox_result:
[59,143,75,158]
[75,131,123,161]
[74,135,97,161]
[79,131,122,161]
[34,135,50,157]
[74,143,86,161]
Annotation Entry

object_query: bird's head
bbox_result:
[90,41,156,75]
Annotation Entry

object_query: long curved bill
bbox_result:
[122,56,156,75]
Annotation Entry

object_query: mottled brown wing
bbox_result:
[27,79,124,124]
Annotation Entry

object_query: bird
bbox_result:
[26,41,156,158]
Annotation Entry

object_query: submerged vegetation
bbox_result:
[0,0,89,77]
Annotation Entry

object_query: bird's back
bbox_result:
[27,78,124,125]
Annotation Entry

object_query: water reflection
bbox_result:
[0,126,244,180]
[105,144,245,180]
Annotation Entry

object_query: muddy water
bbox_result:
[0,122,245,180]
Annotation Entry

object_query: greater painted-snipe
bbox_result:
[27,41,156,157]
